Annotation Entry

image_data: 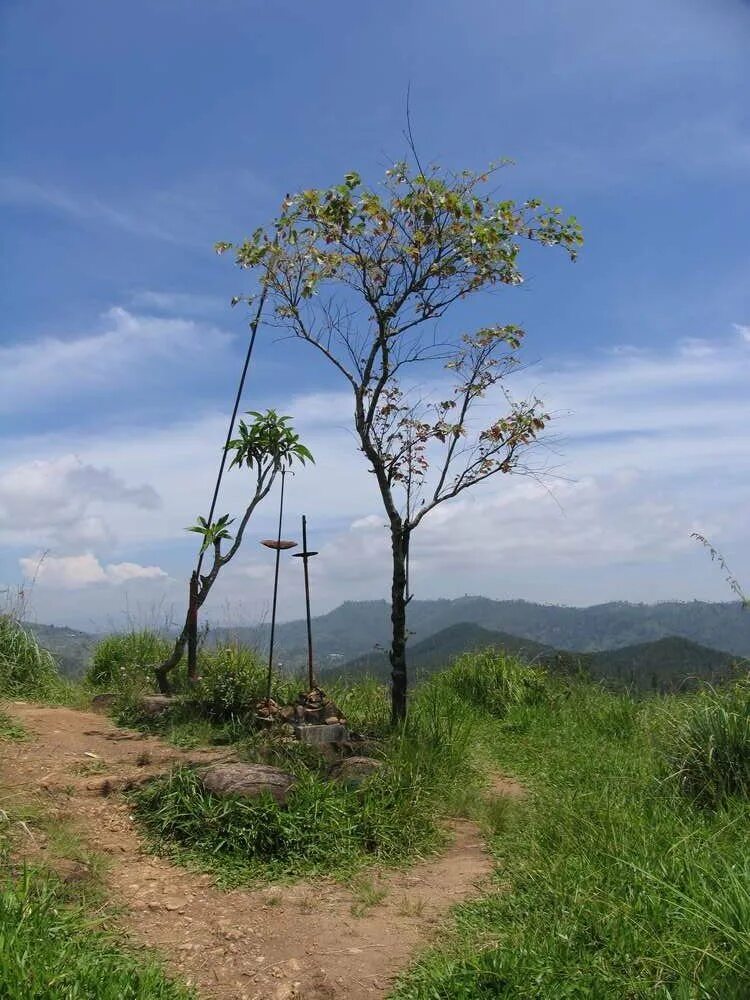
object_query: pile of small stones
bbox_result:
[255,686,347,727]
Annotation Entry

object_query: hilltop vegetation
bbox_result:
[24,622,98,679]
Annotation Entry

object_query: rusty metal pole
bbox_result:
[264,469,288,703]
[186,571,199,683]
[293,515,318,691]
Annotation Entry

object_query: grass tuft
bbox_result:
[0,615,60,700]
[661,677,750,808]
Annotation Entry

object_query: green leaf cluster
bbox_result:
[228,409,314,471]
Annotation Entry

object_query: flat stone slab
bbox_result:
[293,723,347,745]
[294,723,346,745]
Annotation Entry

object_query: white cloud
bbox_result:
[0,307,233,415]
[0,455,160,549]
[19,553,167,589]
[104,562,169,584]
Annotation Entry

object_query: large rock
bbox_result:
[328,756,382,785]
[138,695,175,717]
[201,763,295,804]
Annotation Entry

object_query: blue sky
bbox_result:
[1,0,749,630]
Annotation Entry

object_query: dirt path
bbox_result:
[1,702,511,1000]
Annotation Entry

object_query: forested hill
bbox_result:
[326,624,743,693]
[24,623,99,678]
[329,623,553,682]
[219,597,750,664]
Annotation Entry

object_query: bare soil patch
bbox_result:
[1,702,510,1000]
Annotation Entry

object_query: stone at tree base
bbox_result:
[138,695,175,717]
[90,693,116,713]
[201,763,295,804]
[293,723,347,746]
[328,756,382,785]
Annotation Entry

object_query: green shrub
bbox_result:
[86,630,171,692]
[662,679,750,808]
[440,648,548,716]
[324,677,391,736]
[0,615,60,699]
[186,645,268,721]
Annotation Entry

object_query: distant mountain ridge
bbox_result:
[24,597,750,680]
[325,623,744,693]
[329,623,553,682]
[215,596,750,666]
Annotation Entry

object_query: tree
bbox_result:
[218,160,582,721]
[155,409,312,694]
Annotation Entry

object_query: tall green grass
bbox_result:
[86,629,173,692]
[0,868,194,1000]
[0,614,61,700]
[661,679,750,808]
[394,672,750,1000]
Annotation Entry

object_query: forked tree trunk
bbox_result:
[389,523,410,724]
[155,621,189,694]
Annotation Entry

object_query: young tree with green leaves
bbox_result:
[218,161,581,721]
[155,409,312,694]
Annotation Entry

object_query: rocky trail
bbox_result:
[0,703,514,1000]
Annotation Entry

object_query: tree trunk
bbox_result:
[186,571,199,683]
[389,522,409,724]
[155,622,189,695]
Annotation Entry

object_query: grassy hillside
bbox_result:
[3,617,749,997]
[394,667,750,999]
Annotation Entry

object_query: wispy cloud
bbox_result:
[0,307,233,416]
[0,166,276,247]
[129,290,229,315]
[0,176,178,242]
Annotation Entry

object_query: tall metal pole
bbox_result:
[265,469,286,702]
[296,514,317,691]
